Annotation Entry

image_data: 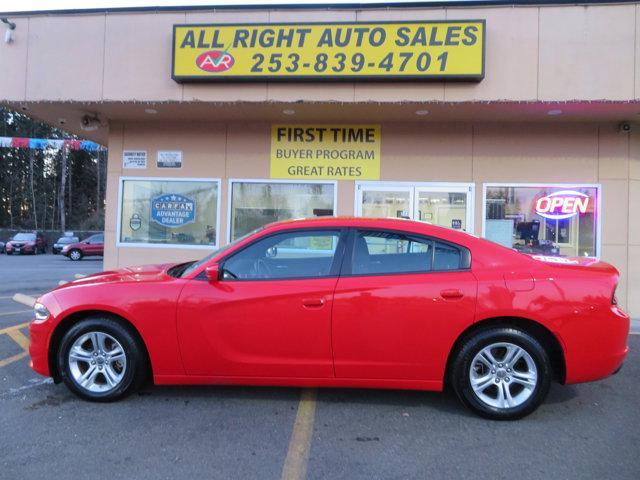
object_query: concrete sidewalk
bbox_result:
[632,319,640,335]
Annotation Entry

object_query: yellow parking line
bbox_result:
[0,322,29,335]
[7,328,30,351]
[0,351,28,368]
[281,389,317,480]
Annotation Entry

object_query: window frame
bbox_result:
[481,182,602,259]
[354,181,475,233]
[227,178,338,244]
[216,227,349,282]
[116,176,222,250]
[340,228,471,278]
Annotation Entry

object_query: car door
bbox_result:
[177,228,347,378]
[331,229,477,382]
[87,234,103,256]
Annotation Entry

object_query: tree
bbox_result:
[0,107,106,232]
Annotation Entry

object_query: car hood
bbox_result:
[54,263,176,290]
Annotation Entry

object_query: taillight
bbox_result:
[612,284,618,305]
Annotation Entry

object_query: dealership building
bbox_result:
[1,1,639,315]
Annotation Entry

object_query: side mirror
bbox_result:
[205,264,220,284]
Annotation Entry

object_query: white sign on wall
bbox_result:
[157,150,183,169]
[122,150,147,169]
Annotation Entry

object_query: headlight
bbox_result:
[33,302,51,322]
[61,245,69,252]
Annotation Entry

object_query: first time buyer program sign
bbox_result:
[172,21,485,81]
[271,125,381,180]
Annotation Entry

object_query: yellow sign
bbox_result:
[172,21,485,81]
[270,125,381,180]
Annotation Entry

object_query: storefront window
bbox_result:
[484,184,599,257]
[229,181,335,241]
[119,178,220,247]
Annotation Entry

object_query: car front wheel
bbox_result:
[450,327,551,420]
[68,249,82,261]
[57,317,146,401]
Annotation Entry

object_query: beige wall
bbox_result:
[2,3,640,104]
[104,120,638,316]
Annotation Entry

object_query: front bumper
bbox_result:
[29,320,52,377]
[6,245,33,254]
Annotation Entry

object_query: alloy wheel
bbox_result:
[469,342,538,410]
[68,331,127,393]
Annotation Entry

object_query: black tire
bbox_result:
[56,317,146,402]
[68,249,83,261]
[450,327,552,420]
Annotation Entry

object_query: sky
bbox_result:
[0,0,466,14]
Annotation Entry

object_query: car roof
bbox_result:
[262,216,477,243]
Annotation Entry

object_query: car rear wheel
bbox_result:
[68,249,82,261]
[450,327,551,420]
[57,317,146,401]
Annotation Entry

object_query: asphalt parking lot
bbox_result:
[0,253,639,480]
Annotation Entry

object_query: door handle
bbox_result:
[440,289,464,299]
[302,298,325,308]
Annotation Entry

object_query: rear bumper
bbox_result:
[563,306,630,384]
[29,320,51,377]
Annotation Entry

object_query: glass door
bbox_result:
[356,183,474,233]
[356,185,413,219]
[414,186,472,232]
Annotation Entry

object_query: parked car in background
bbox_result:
[61,233,104,261]
[5,232,47,255]
[29,218,629,420]
[52,236,80,255]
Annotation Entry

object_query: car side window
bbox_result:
[353,230,433,275]
[352,230,469,275]
[87,234,103,244]
[222,230,342,280]
[433,241,464,271]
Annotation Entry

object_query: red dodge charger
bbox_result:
[29,217,629,419]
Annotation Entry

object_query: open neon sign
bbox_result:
[535,190,590,220]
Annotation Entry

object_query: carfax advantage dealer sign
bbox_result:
[172,21,485,81]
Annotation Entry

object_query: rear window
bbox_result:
[57,237,78,244]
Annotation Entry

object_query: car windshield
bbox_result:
[13,233,36,241]
[175,227,265,278]
[57,237,77,244]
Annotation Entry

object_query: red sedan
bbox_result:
[61,233,104,261]
[29,218,629,419]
